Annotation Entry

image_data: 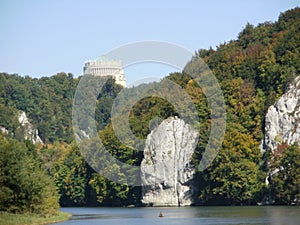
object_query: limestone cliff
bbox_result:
[141,117,198,206]
[263,76,300,153]
[0,111,43,144]
[17,111,43,144]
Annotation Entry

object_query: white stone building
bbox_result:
[83,56,126,87]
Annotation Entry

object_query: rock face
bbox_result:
[141,117,198,206]
[0,126,9,135]
[263,76,300,153]
[18,111,43,144]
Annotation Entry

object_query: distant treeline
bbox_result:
[0,7,299,213]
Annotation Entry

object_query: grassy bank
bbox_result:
[0,211,71,225]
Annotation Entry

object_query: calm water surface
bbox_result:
[58,206,300,225]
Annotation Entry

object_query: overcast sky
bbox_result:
[0,0,298,84]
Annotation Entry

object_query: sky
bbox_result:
[0,0,299,85]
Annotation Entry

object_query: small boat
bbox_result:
[158,212,164,217]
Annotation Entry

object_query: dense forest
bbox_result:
[0,7,299,214]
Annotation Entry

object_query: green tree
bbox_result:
[271,143,300,205]
[197,124,263,205]
[53,144,87,206]
[0,134,59,215]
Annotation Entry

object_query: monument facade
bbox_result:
[83,56,126,87]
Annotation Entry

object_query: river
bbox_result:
[57,206,299,225]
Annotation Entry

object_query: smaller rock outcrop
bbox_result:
[18,111,43,144]
[141,117,198,206]
[261,76,300,205]
[263,76,300,153]
[0,126,9,135]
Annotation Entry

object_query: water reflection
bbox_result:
[58,206,300,225]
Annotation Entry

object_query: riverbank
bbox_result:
[0,211,71,225]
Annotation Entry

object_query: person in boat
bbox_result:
[158,212,164,217]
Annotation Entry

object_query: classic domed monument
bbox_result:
[83,56,126,87]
